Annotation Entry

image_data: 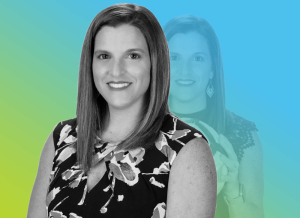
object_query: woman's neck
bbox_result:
[169,94,207,114]
[101,103,144,142]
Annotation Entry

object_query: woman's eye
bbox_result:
[98,54,110,59]
[170,55,179,61]
[128,53,140,59]
[193,56,204,62]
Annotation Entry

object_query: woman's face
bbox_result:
[168,32,213,102]
[92,24,151,111]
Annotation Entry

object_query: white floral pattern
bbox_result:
[151,203,166,218]
[46,114,207,217]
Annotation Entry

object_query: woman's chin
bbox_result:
[106,99,142,111]
[107,102,130,110]
[170,93,198,103]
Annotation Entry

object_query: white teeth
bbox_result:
[108,83,130,88]
[176,80,194,85]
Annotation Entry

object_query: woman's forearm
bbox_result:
[228,201,264,218]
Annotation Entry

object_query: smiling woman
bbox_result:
[92,24,151,112]
[27,3,217,218]
[164,15,264,218]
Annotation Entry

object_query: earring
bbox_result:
[206,79,214,98]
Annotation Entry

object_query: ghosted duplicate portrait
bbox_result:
[27,3,217,218]
[164,15,264,218]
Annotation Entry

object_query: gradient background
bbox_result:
[0,0,299,217]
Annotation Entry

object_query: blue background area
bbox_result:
[0,0,299,217]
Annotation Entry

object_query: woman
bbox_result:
[164,16,264,218]
[27,4,217,218]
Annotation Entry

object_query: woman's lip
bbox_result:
[107,82,132,90]
[175,79,195,86]
[107,81,132,84]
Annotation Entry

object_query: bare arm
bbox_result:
[227,131,264,218]
[166,137,217,218]
[27,131,55,218]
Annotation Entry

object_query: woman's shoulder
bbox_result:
[52,117,77,151]
[224,110,259,161]
[152,113,210,175]
[158,113,208,152]
[164,114,216,217]
[225,110,258,133]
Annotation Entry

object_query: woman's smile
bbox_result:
[175,79,196,86]
[107,82,132,89]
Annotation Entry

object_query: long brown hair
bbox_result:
[164,15,226,134]
[76,3,170,173]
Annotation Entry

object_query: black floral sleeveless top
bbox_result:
[46,113,207,218]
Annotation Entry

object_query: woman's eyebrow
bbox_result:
[94,48,146,54]
[170,51,208,56]
[193,52,207,56]
[126,48,146,53]
[94,49,111,55]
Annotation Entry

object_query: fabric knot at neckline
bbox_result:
[92,135,145,167]
[92,135,120,167]
[91,135,146,185]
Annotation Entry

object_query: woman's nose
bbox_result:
[109,59,125,77]
[178,61,190,76]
